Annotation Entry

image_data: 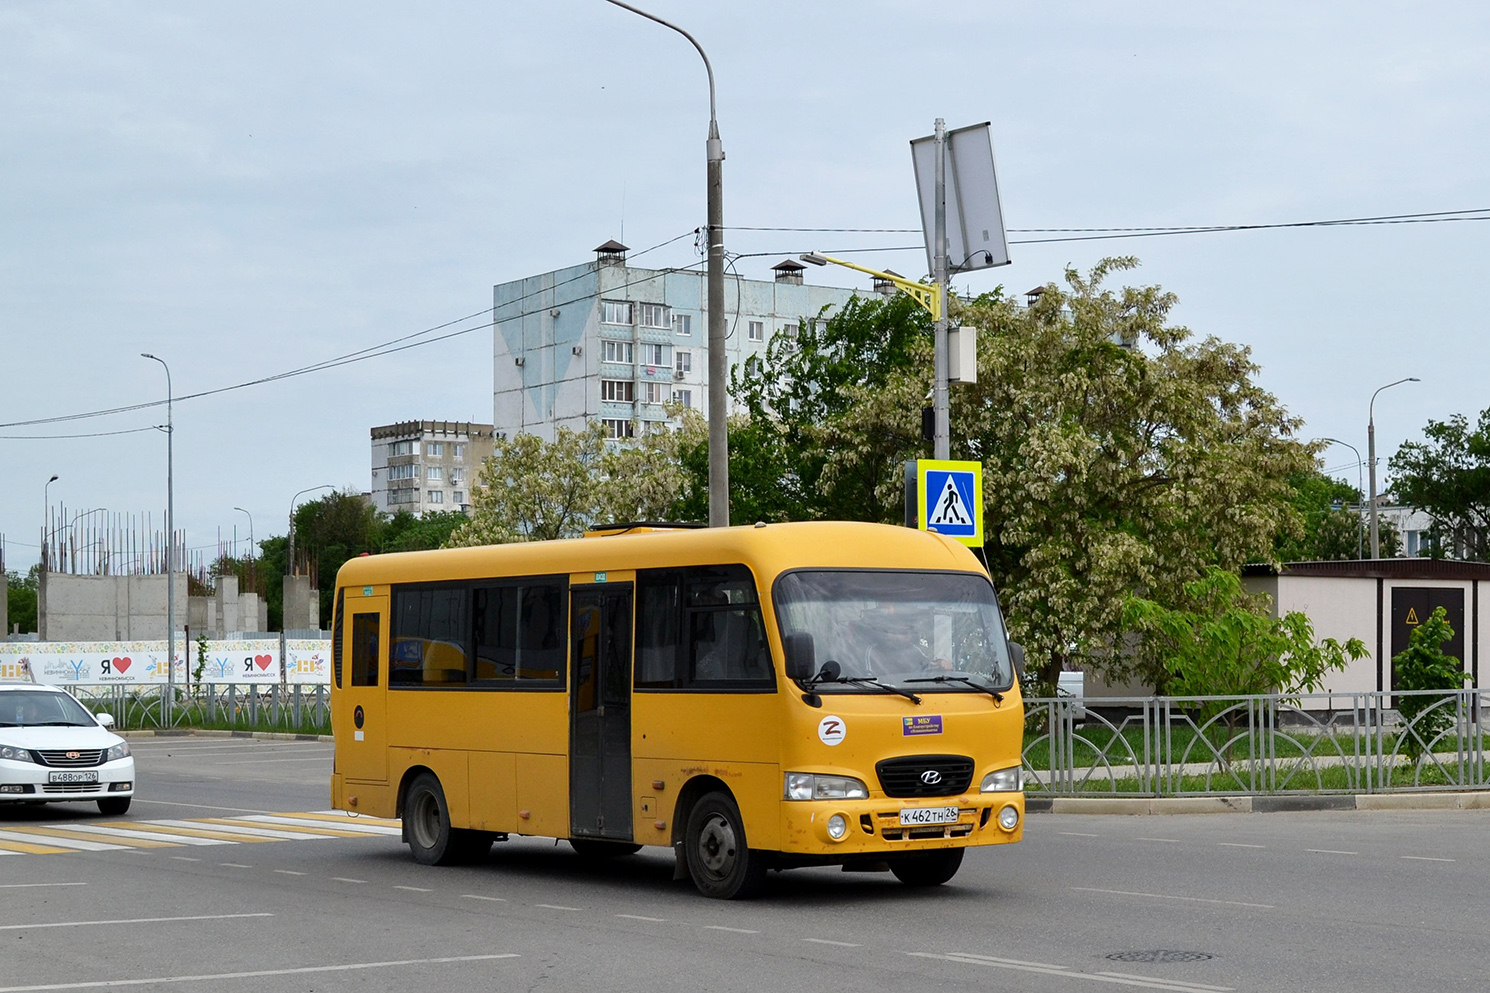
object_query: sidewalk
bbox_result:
[1026,791,1490,815]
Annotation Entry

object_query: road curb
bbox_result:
[120,729,333,743]
[1028,791,1490,814]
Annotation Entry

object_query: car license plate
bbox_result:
[48,771,99,784]
[899,806,959,826]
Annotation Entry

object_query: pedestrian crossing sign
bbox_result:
[915,459,983,547]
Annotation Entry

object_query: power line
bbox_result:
[0,426,160,441]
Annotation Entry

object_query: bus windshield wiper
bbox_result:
[904,674,1004,703]
[825,675,922,704]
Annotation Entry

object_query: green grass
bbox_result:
[1027,757,1478,795]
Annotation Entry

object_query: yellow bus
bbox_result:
[329,520,1024,898]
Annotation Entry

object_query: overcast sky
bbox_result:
[2,1,1486,575]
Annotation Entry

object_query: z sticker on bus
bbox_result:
[818,715,846,746]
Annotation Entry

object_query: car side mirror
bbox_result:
[784,632,815,682]
[95,712,116,728]
[1009,642,1026,680]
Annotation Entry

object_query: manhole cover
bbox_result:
[1106,951,1213,964]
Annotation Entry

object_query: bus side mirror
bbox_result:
[784,633,816,681]
[1009,642,1026,680]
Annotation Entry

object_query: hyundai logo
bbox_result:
[920,769,943,785]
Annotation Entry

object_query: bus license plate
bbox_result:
[899,806,959,826]
[48,771,99,784]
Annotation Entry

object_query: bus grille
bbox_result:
[875,755,974,797]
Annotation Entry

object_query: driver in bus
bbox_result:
[864,605,952,677]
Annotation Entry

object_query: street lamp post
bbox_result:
[603,0,728,527]
[1322,438,1365,559]
[1367,377,1420,559]
[285,485,334,579]
[281,485,333,680]
[42,474,58,569]
[140,353,175,719]
[234,507,255,562]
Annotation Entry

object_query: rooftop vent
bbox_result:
[595,239,629,266]
[772,259,806,285]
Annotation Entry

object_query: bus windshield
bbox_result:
[773,570,1013,692]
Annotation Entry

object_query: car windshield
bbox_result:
[0,690,96,727]
[773,570,1013,691]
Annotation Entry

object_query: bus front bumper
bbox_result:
[779,792,1023,856]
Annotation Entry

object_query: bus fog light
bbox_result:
[827,814,848,841]
[997,805,1020,832]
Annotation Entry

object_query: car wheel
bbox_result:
[97,797,131,816]
[888,847,964,887]
[569,839,643,859]
[684,791,767,899]
[403,772,486,866]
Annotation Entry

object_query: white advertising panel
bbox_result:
[0,640,332,686]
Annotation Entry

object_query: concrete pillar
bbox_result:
[0,571,7,641]
[282,575,319,632]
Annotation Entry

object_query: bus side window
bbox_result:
[350,613,380,687]
[636,573,682,688]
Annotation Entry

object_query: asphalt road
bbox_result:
[1,736,1485,992]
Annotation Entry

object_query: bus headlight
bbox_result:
[979,766,1022,792]
[784,773,869,801]
[826,814,848,840]
[998,804,1020,832]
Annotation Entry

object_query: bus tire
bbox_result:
[889,847,964,887]
[404,772,484,866]
[684,791,767,900]
[569,839,643,859]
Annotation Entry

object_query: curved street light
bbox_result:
[1367,377,1419,559]
[1322,438,1365,559]
[140,353,177,704]
[42,474,58,570]
[603,0,729,527]
[233,506,255,562]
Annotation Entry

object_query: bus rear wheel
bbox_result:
[889,848,964,887]
[404,772,489,866]
[684,791,766,900]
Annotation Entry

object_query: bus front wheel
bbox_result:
[404,772,489,866]
[889,847,964,887]
[684,791,766,900]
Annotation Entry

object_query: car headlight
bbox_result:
[105,742,131,762]
[0,744,35,763]
[784,772,869,801]
[980,766,1022,792]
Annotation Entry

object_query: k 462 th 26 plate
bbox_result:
[899,806,960,826]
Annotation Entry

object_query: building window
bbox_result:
[601,300,633,325]
[602,418,635,439]
[603,340,634,364]
[453,444,465,459]
[675,350,692,374]
[601,379,635,402]
[388,489,419,505]
[638,303,670,329]
[673,313,692,336]
[642,382,667,404]
[389,440,415,457]
[673,389,692,409]
[641,343,668,367]
[428,490,445,504]
[389,463,420,480]
[426,442,443,457]
[426,466,443,482]
[450,468,465,483]
[748,320,764,342]
[453,490,465,506]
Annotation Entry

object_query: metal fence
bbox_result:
[1023,688,1489,796]
[72,684,330,735]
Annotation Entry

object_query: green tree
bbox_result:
[447,422,695,547]
[1274,470,1365,561]
[1388,406,1490,561]
[378,510,470,553]
[1392,605,1469,762]
[1123,567,1366,698]
[290,491,382,626]
[5,566,39,634]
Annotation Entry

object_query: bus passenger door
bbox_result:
[338,595,388,785]
[569,584,633,841]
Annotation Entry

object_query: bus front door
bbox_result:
[338,595,388,785]
[569,585,633,841]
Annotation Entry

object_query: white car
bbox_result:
[0,680,136,815]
